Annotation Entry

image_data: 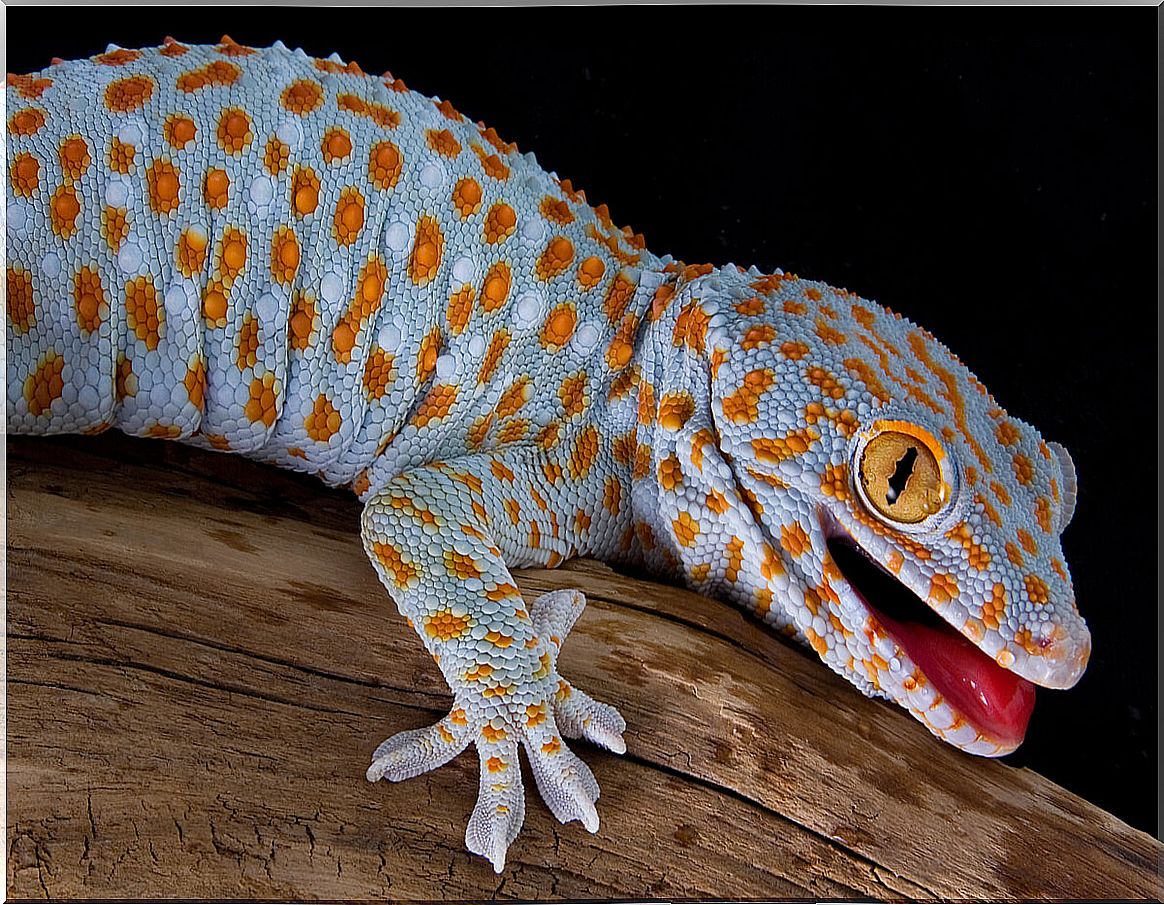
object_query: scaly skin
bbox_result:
[5,38,1090,872]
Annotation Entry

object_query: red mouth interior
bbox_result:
[828,533,1036,749]
[871,604,1036,748]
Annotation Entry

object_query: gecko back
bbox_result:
[6,37,660,490]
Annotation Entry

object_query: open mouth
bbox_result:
[820,508,1036,750]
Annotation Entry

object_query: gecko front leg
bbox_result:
[359,458,626,871]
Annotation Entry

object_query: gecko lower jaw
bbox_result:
[817,506,1036,753]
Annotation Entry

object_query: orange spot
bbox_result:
[216,35,257,57]
[204,168,229,209]
[281,79,324,114]
[928,572,960,605]
[1012,453,1034,486]
[337,93,399,128]
[373,541,418,588]
[540,303,577,351]
[481,262,512,313]
[673,303,710,354]
[104,75,153,112]
[240,373,277,426]
[177,60,242,93]
[478,330,511,384]
[72,266,107,333]
[7,266,36,333]
[236,315,260,370]
[176,227,208,278]
[472,143,510,180]
[146,158,181,214]
[184,356,206,411]
[578,256,605,289]
[780,522,810,558]
[221,229,247,279]
[203,286,227,324]
[443,549,482,581]
[164,115,196,150]
[24,352,65,416]
[820,463,849,500]
[107,137,136,174]
[536,236,574,281]
[742,324,777,350]
[408,215,444,285]
[414,384,460,428]
[496,377,532,419]
[7,74,52,98]
[333,255,388,362]
[305,394,342,442]
[807,366,846,400]
[1024,574,1050,605]
[569,425,600,479]
[603,272,636,324]
[721,368,775,424]
[49,185,81,238]
[1034,496,1053,534]
[657,456,683,492]
[735,296,766,317]
[816,319,847,345]
[605,316,639,371]
[95,47,141,65]
[426,128,461,158]
[781,340,810,361]
[10,152,39,198]
[995,421,1021,446]
[291,167,320,217]
[217,107,252,154]
[125,276,163,350]
[160,37,190,58]
[447,285,476,335]
[59,135,90,181]
[264,136,290,175]
[363,347,397,400]
[540,196,574,224]
[8,107,46,136]
[289,292,317,351]
[559,371,589,418]
[451,177,481,217]
[672,512,700,548]
[369,141,402,190]
[658,392,695,431]
[425,609,470,641]
[483,203,516,243]
[323,127,353,164]
[333,186,365,246]
[752,428,820,465]
[270,227,300,285]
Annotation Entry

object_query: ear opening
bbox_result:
[1047,441,1077,532]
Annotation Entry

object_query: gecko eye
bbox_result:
[856,425,950,525]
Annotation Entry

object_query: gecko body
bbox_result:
[5,39,1090,872]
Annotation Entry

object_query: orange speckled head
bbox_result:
[664,265,1091,757]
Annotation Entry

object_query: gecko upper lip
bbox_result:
[818,506,1037,750]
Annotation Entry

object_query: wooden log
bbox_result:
[6,433,1161,900]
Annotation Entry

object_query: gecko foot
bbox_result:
[366,588,625,872]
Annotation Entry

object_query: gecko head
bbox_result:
[704,269,1089,756]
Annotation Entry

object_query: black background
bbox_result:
[7,7,1157,838]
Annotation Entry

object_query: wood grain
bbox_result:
[6,433,1160,900]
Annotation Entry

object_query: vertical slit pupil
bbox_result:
[885,446,919,505]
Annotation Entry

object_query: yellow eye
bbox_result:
[858,429,948,524]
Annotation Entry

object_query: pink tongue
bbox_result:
[875,609,1036,748]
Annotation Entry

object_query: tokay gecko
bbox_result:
[5,39,1091,872]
